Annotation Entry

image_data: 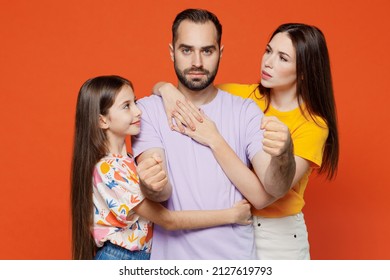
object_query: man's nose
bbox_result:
[192,51,203,68]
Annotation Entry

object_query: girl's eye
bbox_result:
[265,48,271,54]
[124,104,130,109]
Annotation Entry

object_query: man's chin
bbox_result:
[187,83,209,91]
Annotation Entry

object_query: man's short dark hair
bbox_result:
[172,9,222,46]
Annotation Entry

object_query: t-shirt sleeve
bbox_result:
[93,157,144,225]
[132,98,164,158]
[293,118,329,168]
[241,99,264,161]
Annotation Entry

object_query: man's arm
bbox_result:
[153,83,296,203]
[208,134,278,208]
[251,116,296,199]
[174,105,277,209]
[136,147,172,202]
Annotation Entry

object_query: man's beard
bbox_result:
[174,61,219,91]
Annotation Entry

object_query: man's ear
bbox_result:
[169,43,174,62]
[219,45,224,59]
[99,114,109,129]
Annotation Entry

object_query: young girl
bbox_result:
[70,75,251,260]
[154,23,339,259]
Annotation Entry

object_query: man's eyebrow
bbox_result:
[177,44,193,49]
[177,44,217,50]
[201,45,217,50]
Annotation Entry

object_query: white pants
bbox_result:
[253,212,310,260]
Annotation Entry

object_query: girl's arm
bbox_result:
[132,199,251,231]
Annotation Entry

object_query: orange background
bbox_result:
[1,0,389,259]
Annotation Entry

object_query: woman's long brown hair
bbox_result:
[71,75,133,259]
[259,23,339,179]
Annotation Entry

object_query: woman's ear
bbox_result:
[99,114,109,129]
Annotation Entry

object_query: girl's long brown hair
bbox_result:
[71,75,133,259]
[259,23,339,179]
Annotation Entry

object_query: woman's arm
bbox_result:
[132,199,251,231]
[154,85,296,208]
[291,156,310,187]
[153,82,203,132]
[178,109,276,209]
[207,123,308,207]
[153,84,275,207]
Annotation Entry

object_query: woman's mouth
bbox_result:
[261,70,272,80]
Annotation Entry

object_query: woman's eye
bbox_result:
[280,56,288,62]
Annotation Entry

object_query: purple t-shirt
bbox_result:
[132,90,264,259]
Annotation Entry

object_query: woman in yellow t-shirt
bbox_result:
[154,23,339,259]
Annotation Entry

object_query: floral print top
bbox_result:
[91,154,153,252]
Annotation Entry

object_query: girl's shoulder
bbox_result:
[96,154,135,172]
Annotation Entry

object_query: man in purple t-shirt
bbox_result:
[132,9,295,259]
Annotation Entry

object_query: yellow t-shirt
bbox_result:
[218,83,329,218]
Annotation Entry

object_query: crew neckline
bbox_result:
[267,103,305,116]
[199,90,221,110]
